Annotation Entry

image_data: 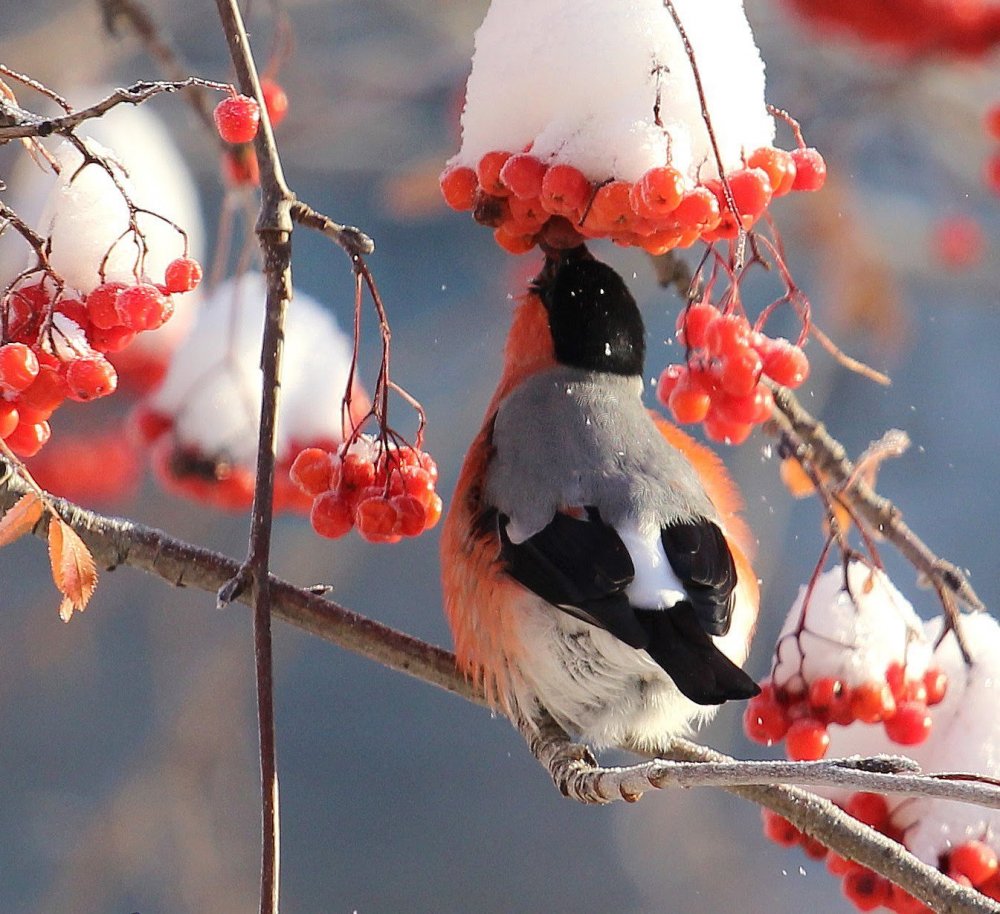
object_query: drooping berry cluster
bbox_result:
[656,302,809,445]
[440,145,826,255]
[784,0,1000,58]
[763,801,1000,913]
[744,661,946,760]
[0,258,198,457]
[291,436,443,544]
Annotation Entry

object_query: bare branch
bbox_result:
[0,79,231,142]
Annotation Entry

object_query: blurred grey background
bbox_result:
[0,1,998,912]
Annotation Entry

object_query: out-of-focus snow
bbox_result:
[452,0,774,183]
[146,272,356,466]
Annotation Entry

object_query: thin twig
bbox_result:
[212,2,294,912]
[290,201,374,257]
[0,79,231,142]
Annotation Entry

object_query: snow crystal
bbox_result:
[452,0,774,183]
[146,273,356,466]
[773,562,931,691]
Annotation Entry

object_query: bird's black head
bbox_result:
[533,251,645,377]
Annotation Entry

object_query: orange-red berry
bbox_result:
[214,94,261,144]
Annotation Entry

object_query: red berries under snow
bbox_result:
[442,0,826,254]
[750,563,1000,912]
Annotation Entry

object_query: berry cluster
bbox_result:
[656,303,809,445]
[763,802,1000,913]
[440,145,826,255]
[744,661,947,760]
[0,258,199,458]
[291,436,442,544]
[784,0,1000,58]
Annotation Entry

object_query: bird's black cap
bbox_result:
[533,249,646,377]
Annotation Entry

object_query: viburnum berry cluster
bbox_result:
[0,257,198,458]
[783,0,1000,59]
[441,145,826,255]
[291,436,442,544]
[443,0,825,255]
[757,611,1000,913]
[656,298,809,445]
[744,563,940,759]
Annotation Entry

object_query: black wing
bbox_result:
[496,508,758,705]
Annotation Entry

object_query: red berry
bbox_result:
[637,166,685,216]
[540,164,592,218]
[260,78,289,127]
[718,345,763,397]
[584,180,633,233]
[214,94,261,144]
[704,314,752,360]
[932,215,984,270]
[673,186,721,232]
[0,343,39,393]
[747,147,797,197]
[785,717,830,761]
[850,681,895,724]
[340,453,377,493]
[493,224,536,255]
[948,840,998,887]
[356,496,400,543]
[986,104,1000,141]
[88,324,137,354]
[845,792,890,830]
[843,869,891,912]
[675,302,720,349]
[761,809,801,847]
[476,151,513,197]
[19,366,66,416]
[703,413,752,446]
[86,281,128,330]
[506,194,548,231]
[163,257,203,294]
[923,668,948,706]
[743,690,790,745]
[310,491,354,539]
[500,154,547,199]
[392,494,427,537]
[761,338,809,388]
[725,166,773,219]
[884,701,932,746]
[808,677,845,713]
[790,147,827,192]
[290,447,333,496]
[713,388,770,426]
[668,372,712,425]
[656,364,684,407]
[0,403,19,439]
[423,493,444,530]
[116,284,173,332]
[65,355,118,401]
[439,166,479,211]
[886,661,907,699]
[5,419,50,457]
[222,147,260,187]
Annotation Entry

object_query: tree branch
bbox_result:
[2,461,999,913]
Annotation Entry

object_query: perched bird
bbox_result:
[441,249,760,751]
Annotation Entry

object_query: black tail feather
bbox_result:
[635,602,759,706]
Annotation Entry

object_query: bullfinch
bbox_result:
[441,248,760,751]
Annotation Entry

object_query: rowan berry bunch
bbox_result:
[440,144,826,255]
[291,436,442,544]
[0,256,199,458]
[744,660,946,760]
[784,0,1000,58]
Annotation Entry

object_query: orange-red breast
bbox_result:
[441,249,759,750]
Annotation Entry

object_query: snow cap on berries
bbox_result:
[145,272,357,466]
[773,562,932,693]
[453,0,774,184]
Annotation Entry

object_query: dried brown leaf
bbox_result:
[47,517,97,622]
[0,492,43,548]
